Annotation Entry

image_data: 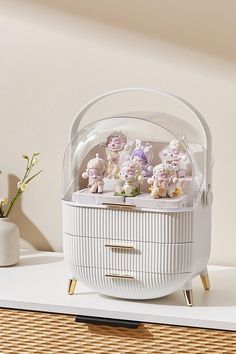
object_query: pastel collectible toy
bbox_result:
[115,160,143,197]
[105,132,129,178]
[63,88,213,307]
[147,162,181,199]
[82,154,107,193]
[162,139,188,178]
[131,140,153,178]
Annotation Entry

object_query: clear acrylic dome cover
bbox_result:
[62,111,207,211]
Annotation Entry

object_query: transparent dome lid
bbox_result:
[62,88,212,211]
[62,109,209,211]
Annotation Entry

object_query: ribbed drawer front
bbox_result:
[64,234,192,274]
[63,203,193,243]
[67,265,190,299]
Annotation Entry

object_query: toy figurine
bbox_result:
[82,154,107,193]
[147,162,181,199]
[131,140,153,178]
[162,139,188,178]
[105,132,129,178]
[115,161,143,197]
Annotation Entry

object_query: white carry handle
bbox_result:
[70,88,212,190]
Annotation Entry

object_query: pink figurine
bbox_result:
[105,132,129,178]
[131,140,153,178]
[147,162,181,199]
[115,160,143,197]
[82,154,107,193]
[162,140,187,178]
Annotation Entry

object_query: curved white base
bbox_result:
[63,200,211,301]
[67,265,191,300]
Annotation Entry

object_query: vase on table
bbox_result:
[0,218,20,267]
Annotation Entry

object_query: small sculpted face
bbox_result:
[168,140,182,157]
[107,136,125,152]
[88,168,104,181]
[165,148,178,160]
[155,170,168,180]
[120,165,136,182]
[133,156,146,169]
[154,163,177,183]
[154,165,169,181]
[169,151,178,159]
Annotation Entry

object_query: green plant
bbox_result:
[0,153,42,218]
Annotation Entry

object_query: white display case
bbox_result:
[62,88,213,306]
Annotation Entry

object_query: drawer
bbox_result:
[64,234,192,274]
[63,203,193,243]
[67,264,190,299]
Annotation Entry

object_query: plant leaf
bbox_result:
[25,169,43,184]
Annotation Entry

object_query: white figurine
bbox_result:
[162,139,187,178]
[82,154,107,193]
[131,140,153,178]
[105,132,129,178]
[115,160,143,197]
[147,162,181,199]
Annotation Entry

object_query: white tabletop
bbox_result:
[0,250,236,331]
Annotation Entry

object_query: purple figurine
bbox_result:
[131,140,153,178]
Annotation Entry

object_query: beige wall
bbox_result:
[0,0,235,264]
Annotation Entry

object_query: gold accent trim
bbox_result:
[200,274,210,290]
[68,279,77,295]
[102,202,136,210]
[105,244,134,250]
[183,289,193,307]
[105,274,134,280]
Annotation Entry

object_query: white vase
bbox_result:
[0,218,20,266]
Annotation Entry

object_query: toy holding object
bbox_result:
[147,162,181,198]
[105,132,129,178]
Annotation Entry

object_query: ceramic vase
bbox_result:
[0,218,20,266]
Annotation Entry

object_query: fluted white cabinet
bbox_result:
[63,200,211,302]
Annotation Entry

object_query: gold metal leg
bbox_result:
[200,274,210,290]
[68,279,77,295]
[183,289,193,307]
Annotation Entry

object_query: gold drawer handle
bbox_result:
[102,202,136,210]
[105,274,134,280]
[105,244,134,250]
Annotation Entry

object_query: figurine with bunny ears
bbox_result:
[131,139,153,178]
[82,154,107,193]
[105,132,130,179]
